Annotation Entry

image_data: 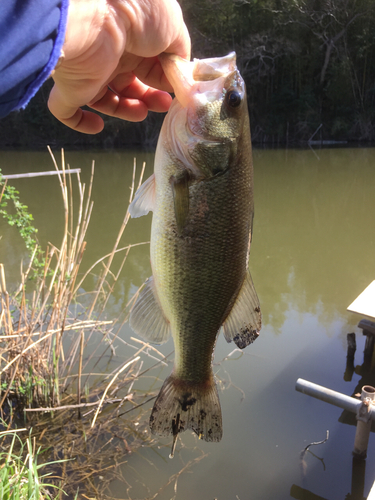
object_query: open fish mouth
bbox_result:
[159,52,246,165]
[159,52,243,109]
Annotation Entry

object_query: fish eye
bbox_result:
[226,90,242,108]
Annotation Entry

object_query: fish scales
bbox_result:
[152,131,253,383]
[129,52,261,452]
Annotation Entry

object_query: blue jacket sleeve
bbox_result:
[0,0,69,118]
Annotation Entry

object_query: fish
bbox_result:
[128,52,261,455]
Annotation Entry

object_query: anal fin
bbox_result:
[129,276,171,344]
[223,268,261,349]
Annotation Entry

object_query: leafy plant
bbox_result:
[0,169,45,278]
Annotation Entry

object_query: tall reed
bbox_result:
[0,149,147,412]
[0,149,174,497]
[0,149,210,499]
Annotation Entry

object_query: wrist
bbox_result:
[108,0,187,58]
[62,0,125,60]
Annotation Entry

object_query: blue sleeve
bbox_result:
[0,0,69,118]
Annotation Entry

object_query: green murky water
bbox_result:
[0,146,374,499]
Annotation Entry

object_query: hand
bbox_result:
[48,0,190,134]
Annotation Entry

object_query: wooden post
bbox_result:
[350,457,366,500]
[344,333,356,381]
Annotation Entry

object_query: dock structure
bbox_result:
[296,379,375,457]
[294,281,375,499]
[346,281,375,461]
[347,281,375,321]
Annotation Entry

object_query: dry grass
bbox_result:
[0,148,143,413]
[0,149,180,498]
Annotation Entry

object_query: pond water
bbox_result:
[0,146,375,500]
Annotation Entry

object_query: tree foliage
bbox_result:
[1,0,375,147]
[181,0,375,142]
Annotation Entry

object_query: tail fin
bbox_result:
[150,373,223,451]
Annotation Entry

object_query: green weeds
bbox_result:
[0,429,66,500]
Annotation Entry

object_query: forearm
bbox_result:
[0,0,190,132]
[0,0,69,118]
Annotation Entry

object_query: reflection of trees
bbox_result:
[0,150,154,315]
[2,149,374,330]
[251,148,375,332]
[83,148,375,328]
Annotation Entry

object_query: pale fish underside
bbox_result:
[128,51,261,456]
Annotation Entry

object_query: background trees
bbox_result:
[181,0,375,143]
[1,0,375,148]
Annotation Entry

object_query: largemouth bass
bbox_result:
[128,52,261,453]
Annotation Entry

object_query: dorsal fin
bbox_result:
[222,268,261,349]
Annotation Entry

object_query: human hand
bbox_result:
[48,0,190,134]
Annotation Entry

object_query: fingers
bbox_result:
[48,76,173,134]
[48,0,191,133]
[48,85,105,134]
[114,56,173,93]
[110,67,172,99]
[138,87,172,112]
[47,0,190,134]
[131,57,174,93]
[90,79,172,120]
[89,89,147,122]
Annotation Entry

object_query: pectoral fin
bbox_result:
[222,269,261,349]
[171,172,190,232]
[128,173,156,218]
[129,276,171,344]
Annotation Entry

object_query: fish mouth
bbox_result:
[160,52,244,173]
[159,52,238,108]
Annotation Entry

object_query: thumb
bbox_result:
[165,23,191,60]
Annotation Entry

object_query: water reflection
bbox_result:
[1,147,375,499]
[291,457,367,500]
[1,147,373,329]
[252,148,374,334]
